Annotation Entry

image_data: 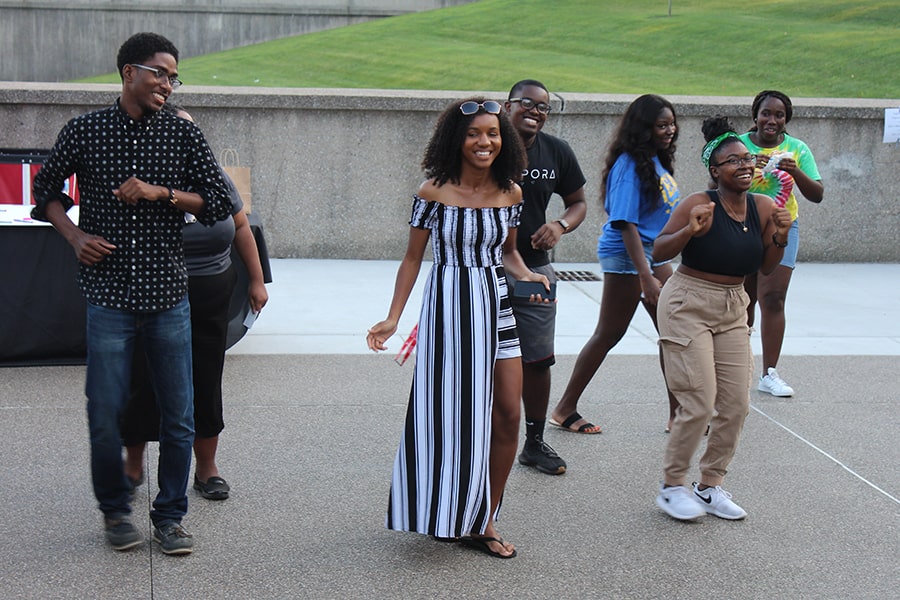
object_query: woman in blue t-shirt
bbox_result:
[552,94,681,435]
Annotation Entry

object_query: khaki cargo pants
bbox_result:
[657,270,752,487]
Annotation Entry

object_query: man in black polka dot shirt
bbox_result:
[32,32,232,555]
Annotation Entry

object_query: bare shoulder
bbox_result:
[416,178,440,200]
[752,193,776,219]
[679,190,714,210]
[417,178,458,205]
[503,182,523,207]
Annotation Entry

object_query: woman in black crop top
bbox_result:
[649,117,792,522]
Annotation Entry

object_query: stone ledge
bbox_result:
[2,83,898,262]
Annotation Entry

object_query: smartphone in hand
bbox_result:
[513,281,556,301]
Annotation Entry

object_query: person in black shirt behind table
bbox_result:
[32,32,232,554]
[504,80,588,476]
[651,116,791,522]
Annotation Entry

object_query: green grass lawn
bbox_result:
[79,0,900,98]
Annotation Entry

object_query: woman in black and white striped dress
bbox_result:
[367,98,551,559]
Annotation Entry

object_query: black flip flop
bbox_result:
[459,536,517,559]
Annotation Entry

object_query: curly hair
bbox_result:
[421,98,526,192]
[748,90,793,131]
[601,94,677,210]
[701,115,742,182]
[116,32,179,79]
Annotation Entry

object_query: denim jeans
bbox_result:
[85,296,194,527]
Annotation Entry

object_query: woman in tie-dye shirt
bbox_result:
[739,90,824,398]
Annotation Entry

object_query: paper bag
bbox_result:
[220,148,252,213]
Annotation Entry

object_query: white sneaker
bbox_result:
[656,484,705,521]
[692,482,748,520]
[758,367,794,397]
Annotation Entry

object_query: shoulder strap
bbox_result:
[746,193,762,229]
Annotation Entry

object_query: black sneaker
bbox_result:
[152,522,194,555]
[517,438,566,475]
[104,516,143,551]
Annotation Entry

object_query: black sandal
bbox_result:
[550,411,602,434]
[459,535,517,559]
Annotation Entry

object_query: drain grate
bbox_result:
[555,270,601,282]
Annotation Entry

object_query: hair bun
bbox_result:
[701,115,736,142]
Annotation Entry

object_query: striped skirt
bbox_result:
[386,264,519,537]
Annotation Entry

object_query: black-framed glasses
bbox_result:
[508,97,552,114]
[130,64,182,90]
[714,154,757,168]
[459,100,502,116]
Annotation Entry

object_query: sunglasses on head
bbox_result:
[459,101,502,116]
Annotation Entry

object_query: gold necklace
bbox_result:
[716,190,748,232]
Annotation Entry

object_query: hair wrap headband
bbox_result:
[701,132,739,167]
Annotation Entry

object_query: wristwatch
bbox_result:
[555,218,570,233]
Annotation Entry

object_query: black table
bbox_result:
[0,223,87,365]
[0,215,271,366]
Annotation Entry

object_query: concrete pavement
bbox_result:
[229,260,900,358]
[1,260,898,599]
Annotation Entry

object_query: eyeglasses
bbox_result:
[130,64,182,90]
[508,97,552,114]
[714,154,757,168]
[459,100,502,116]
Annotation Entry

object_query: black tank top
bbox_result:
[681,191,764,277]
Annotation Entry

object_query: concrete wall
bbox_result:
[0,1,475,81]
[2,82,899,262]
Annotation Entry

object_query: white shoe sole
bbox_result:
[656,495,705,521]
[758,381,794,397]
[703,505,748,520]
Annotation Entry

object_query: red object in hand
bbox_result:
[394,323,418,366]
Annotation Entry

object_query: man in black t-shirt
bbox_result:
[504,80,588,475]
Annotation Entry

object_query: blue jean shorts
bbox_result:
[779,220,800,269]
[598,243,670,275]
